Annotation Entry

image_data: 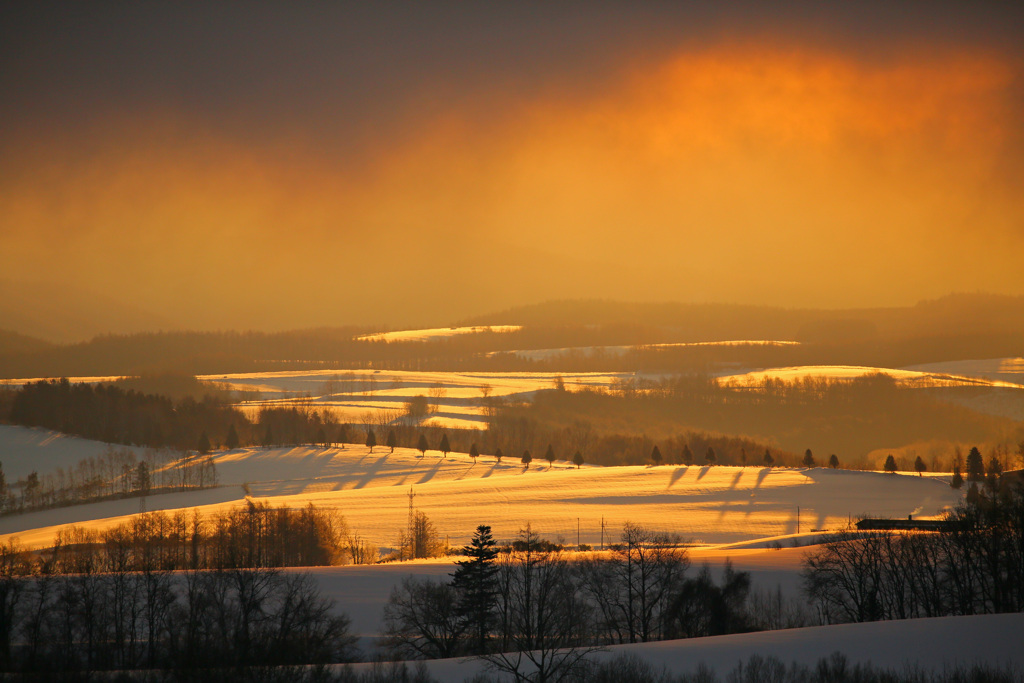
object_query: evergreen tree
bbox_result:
[439,433,451,458]
[494,447,503,464]
[914,455,927,477]
[573,451,584,469]
[315,426,327,448]
[740,448,747,466]
[966,447,985,482]
[366,428,377,453]
[705,447,716,465]
[469,443,480,462]
[262,424,274,449]
[651,445,662,465]
[337,423,349,449]
[544,444,556,467]
[884,454,898,474]
[828,454,840,469]
[197,432,211,455]
[763,449,774,467]
[387,429,397,454]
[802,449,814,468]
[417,434,429,457]
[682,445,693,466]
[451,525,500,655]
[225,424,240,450]
[951,465,964,489]
[521,450,532,469]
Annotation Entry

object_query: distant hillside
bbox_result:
[0,329,52,356]
[1,294,1022,379]
[461,294,1024,344]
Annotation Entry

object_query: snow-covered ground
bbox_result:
[203,368,634,429]
[356,325,522,343]
[0,426,962,554]
[5,425,1012,678]
[717,363,1024,389]
[359,612,1024,680]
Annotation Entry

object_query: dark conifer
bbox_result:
[884,454,897,474]
[705,446,716,465]
[951,465,964,489]
[439,434,451,458]
[417,434,429,457]
[966,447,985,482]
[494,447,503,464]
[365,428,377,453]
[387,429,397,454]
[682,445,693,466]
[803,449,815,468]
[469,443,480,461]
[521,450,532,469]
[828,454,840,469]
[225,424,240,451]
[451,525,500,655]
[573,451,584,469]
[914,456,927,477]
[763,449,774,467]
[651,445,663,465]
[198,432,211,455]
[544,444,556,467]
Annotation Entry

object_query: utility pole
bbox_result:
[407,486,416,560]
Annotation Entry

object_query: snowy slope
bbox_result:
[368,613,1024,681]
[0,426,962,553]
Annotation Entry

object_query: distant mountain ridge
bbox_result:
[460,293,1024,343]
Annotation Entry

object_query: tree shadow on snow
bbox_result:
[668,466,689,488]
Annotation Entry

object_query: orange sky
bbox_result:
[2,5,1023,334]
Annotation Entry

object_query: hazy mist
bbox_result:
[2,3,1023,335]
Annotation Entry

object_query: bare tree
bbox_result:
[483,525,600,682]
[579,522,688,644]
[382,577,466,660]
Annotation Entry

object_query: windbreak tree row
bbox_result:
[0,565,357,674]
[3,502,359,576]
[803,482,1024,623]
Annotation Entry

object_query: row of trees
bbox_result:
[499,373,1020,469]
[0,561,357,674]
[803,479,1024,623]
[0,447,216,516]
[5,378,351,455]
[5,502,364,576]
[9,378,242,451]
[382,523,794,681]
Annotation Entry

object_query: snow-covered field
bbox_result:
[202,369,634,429]
[5,425,1015,678]
[360,612,1024,680]
[0,426,961,554]
[356,325,522,343]
[718,363,1024,389]
[194,359,1024,430]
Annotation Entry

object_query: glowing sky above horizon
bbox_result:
[2,3,1023,330]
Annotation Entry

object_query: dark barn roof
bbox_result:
[855,517,955,532]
